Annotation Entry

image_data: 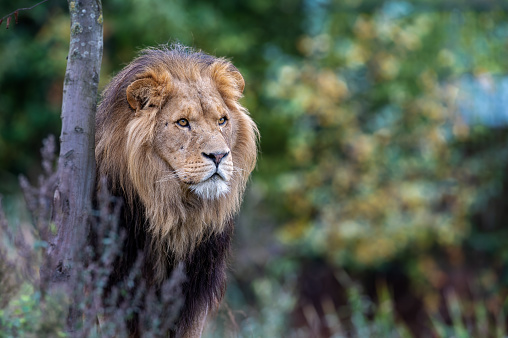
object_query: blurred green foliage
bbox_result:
[271,6,508,268]
[1,0,508,335]
[0,284,67,337]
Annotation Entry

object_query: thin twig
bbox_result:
[1,0,50,24]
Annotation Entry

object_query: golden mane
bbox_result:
[95,45,258,282]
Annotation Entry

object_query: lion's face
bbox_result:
[96,46,258,261]
[153,79,235,200]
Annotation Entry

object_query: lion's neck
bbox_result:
[135,183,239,262]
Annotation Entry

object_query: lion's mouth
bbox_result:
[190,172,229,199]
[205,171,226,182]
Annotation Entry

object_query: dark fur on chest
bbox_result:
[100,193,233,335]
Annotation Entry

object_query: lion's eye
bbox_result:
[218,117,228,126]
[177,118,189,128]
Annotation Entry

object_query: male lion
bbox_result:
[95,44,258,337]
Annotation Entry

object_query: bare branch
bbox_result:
[0,196,10,236]
[1,0,50,27]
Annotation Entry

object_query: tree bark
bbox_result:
[45,0,103,331]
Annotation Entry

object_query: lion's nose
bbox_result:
[202,151,229,167]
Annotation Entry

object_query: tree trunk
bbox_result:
[45,0,103,331]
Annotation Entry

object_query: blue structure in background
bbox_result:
[459,75,508,127]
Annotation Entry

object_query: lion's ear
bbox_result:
[126,78,157,110]
[211,62,245,102]
[228,69,245,94]
[127,76,172,111]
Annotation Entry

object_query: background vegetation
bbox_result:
[1,0,508,336]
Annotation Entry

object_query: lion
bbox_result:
[95,44,258,337]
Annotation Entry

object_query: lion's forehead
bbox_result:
[166,81,227,118]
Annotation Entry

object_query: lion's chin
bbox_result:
[190,175,229,200]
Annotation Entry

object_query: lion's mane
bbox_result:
[95,44,258,334]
